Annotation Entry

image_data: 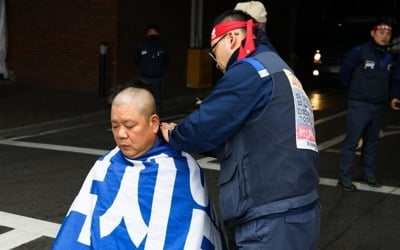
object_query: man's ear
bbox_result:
[150,114,160,132]
[227,30,244,50]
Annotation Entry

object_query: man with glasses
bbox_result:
[208,34,227,62]
[161,10,320,249]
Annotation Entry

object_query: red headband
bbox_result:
[372,24,392,31]
[210,19,258,60]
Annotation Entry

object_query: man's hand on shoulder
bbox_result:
[160,122,177,142]
[390,98,400,110]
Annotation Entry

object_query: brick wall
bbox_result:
[6,0,118,93]
[5,0,195,95]
[5,0,292,95]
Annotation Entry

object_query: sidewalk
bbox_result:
[0,79,211,132]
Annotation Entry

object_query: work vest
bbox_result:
[216,51,319,227]
[349,43,393,103]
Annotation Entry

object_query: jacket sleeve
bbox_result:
[169,62,272,154]
[162,43,170,67]
[134,44,142,66]
[339,46,363,88]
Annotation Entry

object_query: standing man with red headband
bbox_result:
[337,21,400,192]
[160,10,320,249]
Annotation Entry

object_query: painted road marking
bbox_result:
[0,229,43,250]
[0,139,107,156]
[0,110,399,194]
[1,111,400,248]
[1,175,400,249]
[314,111,347,125]
[1,159,400,249]
[0,211,60,250]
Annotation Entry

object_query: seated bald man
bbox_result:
[52,80,227,250]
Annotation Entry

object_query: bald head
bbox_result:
[112,87,157,118]
[110,85,160,159]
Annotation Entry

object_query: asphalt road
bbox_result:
[1,83,400,249]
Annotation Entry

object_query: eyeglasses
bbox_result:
[208,34,227,62]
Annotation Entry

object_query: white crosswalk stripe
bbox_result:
[0,211,60,250]
[1,111,399,249]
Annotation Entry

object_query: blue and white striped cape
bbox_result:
[52,139,227,250]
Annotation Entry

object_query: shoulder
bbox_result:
[225,46,275,80]
[135,41,147,50]
[348,44,364,54]
[219,59,271,96]
[343,44,364,63]
[157,42,169,51]
[228,59,263,81]
[355,44,364,51]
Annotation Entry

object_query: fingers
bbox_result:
[160,122,177,142]
[195,97,202,106]
[160,122,177,130]
[390,98,400,110]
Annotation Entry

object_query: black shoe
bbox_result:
[337,180,357,192]
[363,176,382,187]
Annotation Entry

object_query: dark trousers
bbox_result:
[234,204,320,249]
[339,100,384,182]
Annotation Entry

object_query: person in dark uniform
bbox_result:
[134,25,170,113]
[338,21,400,192]
[160,10,320,249]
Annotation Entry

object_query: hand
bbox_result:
[160,122,177,142]
[195,97,202,106]
[390,98,400,110]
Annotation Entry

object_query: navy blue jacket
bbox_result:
[170,44,274,153]
[134,38,169,78]
[339,39,400,103]
[169,41,319,226]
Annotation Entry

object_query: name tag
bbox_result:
[364,60,375,69]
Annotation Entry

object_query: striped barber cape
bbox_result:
[52,139,227,250]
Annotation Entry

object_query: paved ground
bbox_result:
[2,78,400,249]
[0,79,212,131]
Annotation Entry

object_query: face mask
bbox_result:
[148,35,159,41]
